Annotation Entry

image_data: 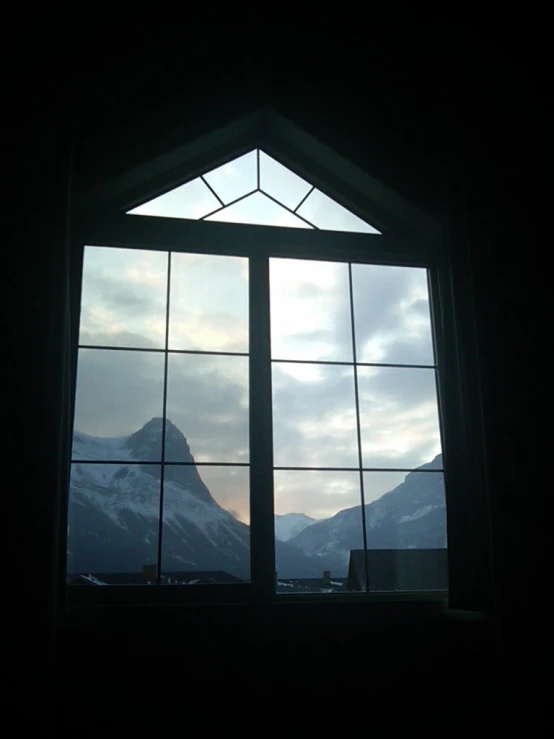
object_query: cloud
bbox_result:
[352,264,435,365]
[73,345,249,464]
[270,259,352,361]
[274,469,361,520]
[75,250,442,522]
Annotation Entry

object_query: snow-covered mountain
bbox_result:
[68,418,446,582]
[275,513,317,542]
[285,455,447,576]
[68,418,318,579]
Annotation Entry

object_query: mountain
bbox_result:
[68,418,446,582]
[275,513,317,542]
[285,455,447,576]
[68,418,318,579]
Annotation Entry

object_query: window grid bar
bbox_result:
[78,345,249,358]
[271,357,437,370]
[155,251,172,586]
[200,175,225,207]
[261,189,319,230]
[293,185,315,213]
[274,466,444,473]
[70,461,443,472]
[71,460,250,466]
[77,345,434,369]
[199,188,258,221]
[348,261,371,593]
[256,149,260,189]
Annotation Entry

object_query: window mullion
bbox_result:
[249,253,276,600]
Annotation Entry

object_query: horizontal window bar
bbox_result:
[271,358,436,370]
[78,345,249,358]
[70,461,443,472]
[76,213,436,266]
[273,466,444,473]
[71,460,250,466]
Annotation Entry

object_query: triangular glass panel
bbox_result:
[203,150,257,204]
[127,148,381,233]
[129,178,220,220]
[259,152,312,210]
[205,191,313,229]
[296,190,381,234]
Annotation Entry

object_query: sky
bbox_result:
[73,150,442,524]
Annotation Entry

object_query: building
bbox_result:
[347,550,448,592]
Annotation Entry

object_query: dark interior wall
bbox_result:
[5,25,541,720]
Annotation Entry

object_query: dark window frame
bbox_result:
[62,212,458,608]
[61,125,490,614]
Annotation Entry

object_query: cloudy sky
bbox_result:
[73,151,442,523]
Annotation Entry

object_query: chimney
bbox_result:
[323,570,331,586]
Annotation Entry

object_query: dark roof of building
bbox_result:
[67,571,246,586]
[347,549,448,592]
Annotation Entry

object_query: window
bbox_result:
[66,136,453,602]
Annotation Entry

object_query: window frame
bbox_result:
[61,118,490,613]
[62,210,455,608]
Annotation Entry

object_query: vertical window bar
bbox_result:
[156,251,172,586]
[348,263,371,593]
[256,149,260,190]
[249,253,275,600]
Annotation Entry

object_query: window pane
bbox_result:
[270,258,353,361]
[168,253,248,352]
[296,189,380,233]
[259,151,312,210]
[66,463,160,585]
[166,354,249,463]
[205,191,312,228]
[203,150,257,205]
[272,363,358,468]
[274,470,363,592]
[352,264,435,365]
[128,178,221,220]
[72,349,165,461]
[161,465,249,583]
[358,366,442,469]
[79,246,168,349]
[363,468,446,549]
[359,469,447,592]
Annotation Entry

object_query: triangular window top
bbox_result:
[127,150,381,234]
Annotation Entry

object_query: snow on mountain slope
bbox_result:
[286,455,447,575]
[68,418,321,578]
[274,513,317,542]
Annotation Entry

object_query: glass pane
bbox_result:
[203,150,257,205]
[274,470,362,592]
[161,465,249,583]
[206,191,313,229]
[166,354,249,463]
[360,469,447,592]
[128,178,221,220]
[297,189,381,233]
[72,349,165,462]
[66,463,160,585]
[168,253,248,352]
[352,264,435,365]
[272,362,358,468]
[79,246,168,349]
[357,366,442,469]
[270,258,353,361]
[259,151,312,210]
